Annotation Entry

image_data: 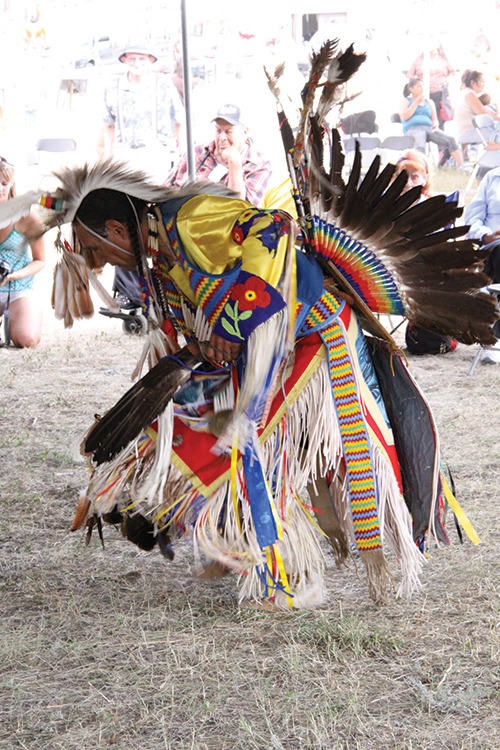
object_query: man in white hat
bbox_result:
[99,43,185,310]
[167,103,271,206]
[99,43,184,181]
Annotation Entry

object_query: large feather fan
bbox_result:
[82,345,203,463]
[266,39,498,346]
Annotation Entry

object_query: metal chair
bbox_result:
[342,136,382,175]
[35,138,78,153]
[35,138,78,187]
[458,127,483,165]
[389,112,436,163]
[379,134,416,166]
[470,114,496,144]
[340,110,381,175]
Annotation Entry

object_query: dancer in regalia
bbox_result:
[0,40,495,608]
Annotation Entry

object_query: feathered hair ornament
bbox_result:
[266,39,499,347]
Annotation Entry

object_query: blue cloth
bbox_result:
[0,228,33,293]
[402,97,433,133]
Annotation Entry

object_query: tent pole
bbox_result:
[180,0,195,180]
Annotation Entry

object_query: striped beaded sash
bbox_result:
[319,319,383,552]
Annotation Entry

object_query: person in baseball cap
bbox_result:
[168,101,271,205]
[212,103,245,127]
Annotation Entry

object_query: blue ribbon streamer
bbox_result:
[242,441,278,549]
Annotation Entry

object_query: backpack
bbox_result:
[405,323,457,355]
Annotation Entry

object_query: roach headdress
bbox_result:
[0,159,174,232]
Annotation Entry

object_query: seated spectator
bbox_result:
[465,165,500,264]
[167,103,272,206]
[464,166,500,363]
[399,78,463,168]
[455,69,500,139]
[0,156,45,348]
[393,149,458,355]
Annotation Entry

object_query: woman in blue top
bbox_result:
[0,157,45,347]
[399,77,463,168]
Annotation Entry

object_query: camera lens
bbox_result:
[0,261,11,280]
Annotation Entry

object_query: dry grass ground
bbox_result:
[0,249,499,750]
[0,36,494,746]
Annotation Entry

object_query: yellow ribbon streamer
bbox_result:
[230,437,242,533]
[272,543,293,607]
[441,474,480,545]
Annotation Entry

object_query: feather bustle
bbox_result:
[285,39,499,345]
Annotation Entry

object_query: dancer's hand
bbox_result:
[205,333,243,366]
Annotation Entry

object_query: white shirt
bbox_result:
[464,167,500,240]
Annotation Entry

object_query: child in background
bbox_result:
[0,156,45,347]
[479,92,498,115]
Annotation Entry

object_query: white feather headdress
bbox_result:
[0,158,239,232]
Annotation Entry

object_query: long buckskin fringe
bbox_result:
[82,349,425,606]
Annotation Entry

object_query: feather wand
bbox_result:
[82,345,204,464]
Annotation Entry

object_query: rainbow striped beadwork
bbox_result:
[308,215,404,316]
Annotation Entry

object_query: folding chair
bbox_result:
[389,113,436,163]
[342,136,382,175]
[458,127,483,165]
[340,110,381,175]
[35,138,78,187]
[470,114,496,144]
[379,134,416,166]
[340,110,378,137]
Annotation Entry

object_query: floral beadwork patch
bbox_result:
[213,271,285,343]
[232,208,291,257]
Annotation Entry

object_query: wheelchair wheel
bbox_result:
[122,312,148,336]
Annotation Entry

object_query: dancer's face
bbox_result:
[73,220,137,270]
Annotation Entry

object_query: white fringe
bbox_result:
[194,306,214,343]
[237,488,326,608]
[213,377,235,413]
[130,321,172,381]
[82,348,426,603]
[86,434,148,514]
[131,402,174,509]
[373,450,425,598]
[215,308,289,454]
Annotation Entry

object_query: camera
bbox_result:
[0,260,11,281]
